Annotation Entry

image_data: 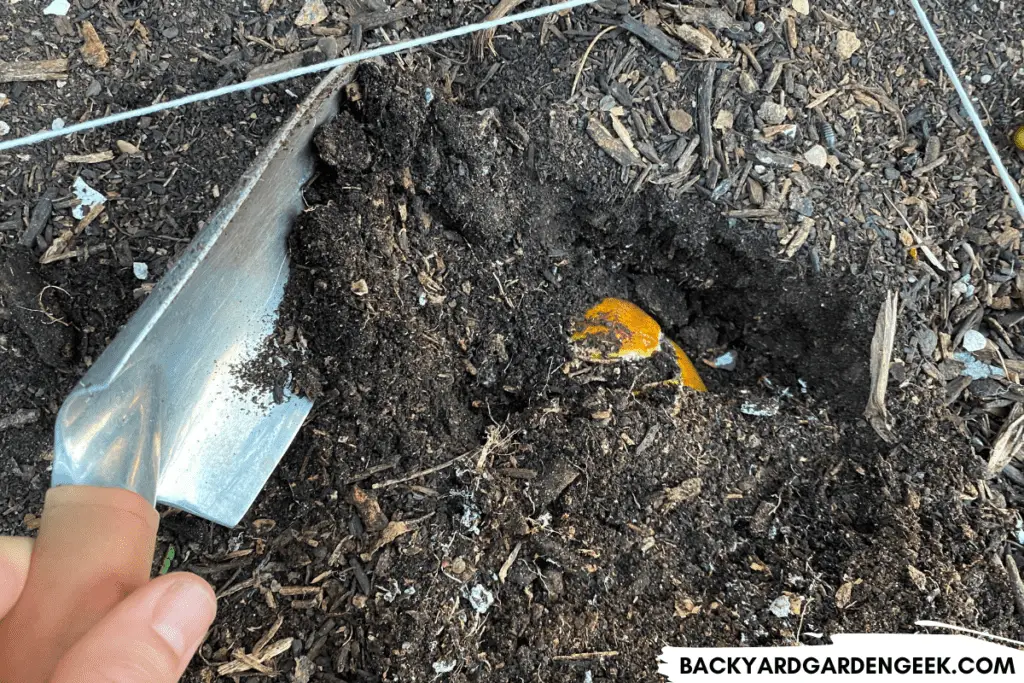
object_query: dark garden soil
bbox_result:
[2,0,1024,681]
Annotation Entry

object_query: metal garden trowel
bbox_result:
[0,66,354,682]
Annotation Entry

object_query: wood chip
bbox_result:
[80,21,109,68]
[667,24,712,55]
[498,541,522,583]
[0,58,69,83]
[294,0,328,27]
[587,117,641,167]
[987,403,1024,477]
[0,409,41,432]
[360,512,434,561]
[864,291,898,443]
[64,150,114,164]
[350,485,388,532]
[673,6,745,30]
[620,16,681,61]
[472,0,523,58]
[351,5,417,30]
[661,478,702,512]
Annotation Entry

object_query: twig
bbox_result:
[864,291,898,443]
[698,62,715,168]
[373,451,474,489]
[1004,554,1024,620]
[551,651,619,661]
[571,25,617,96]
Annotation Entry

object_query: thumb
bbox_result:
[0,537,33,617]
[51,572,216,683]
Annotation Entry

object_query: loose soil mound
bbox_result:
[238,64,1017,680]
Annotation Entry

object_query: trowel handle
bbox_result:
[0,485,159,682]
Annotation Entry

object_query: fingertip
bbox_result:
[52,571,217,683]
[150,572,217,658]
[0,537,33,616]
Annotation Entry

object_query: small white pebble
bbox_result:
[133,262,149,280]
[769,595,792,618]
[0,121,9,138]
[962,330,986,352]
[754,21,766,33]
[42,0,69,15]
[51,118,65,131]
[980,74,992,84]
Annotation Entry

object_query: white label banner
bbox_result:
[659,633,1024,681]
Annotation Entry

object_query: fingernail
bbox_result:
[151,578,217,658]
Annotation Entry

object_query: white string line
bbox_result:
[908,0,1024,224]
[0,0,594,152]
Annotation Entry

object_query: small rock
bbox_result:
[883,167,901,181]
[85,79,102,98]
[836,30,862,60]
[962,330,986,352]
[712,350,737,371]
[790,195,815,216]
[667,109,693,133]
[43,0,69,15]
[754,21,766,33]
[317,36,339,61]
[0,121,9,138]
[738,71,758,94]
[979,73,992,85]
[132,262,149,280]
[350,279,369,296]
[769,595,792,617]
[713,109,734,131]
[792,0,809,15]
[116,140,140,155]
[758,101,788,125]
[51,118,65,131]
[295,0,329,27]
[803,144,828,168]
[162,26,179,39]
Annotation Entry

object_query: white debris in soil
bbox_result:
[424,87,434,104]
[43,0,69,15]
[804,144,828,168]
[432,659,457,674]
[71,176,105,219]
[0,121,9,138]
[460,504,481,534]
[740,400,779,417]
[584,671,594,683]
[51,118,65,131]
[132,262,149,280]
[769,595,792,618]
[712,350,737,370]
[954,352,1005,380]
[962,330,987,352]
[467,584,494,613]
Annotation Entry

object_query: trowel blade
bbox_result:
[51,67,353,527]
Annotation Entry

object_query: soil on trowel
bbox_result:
[220,63,1018,681]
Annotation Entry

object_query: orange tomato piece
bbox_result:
[572,297,705,392]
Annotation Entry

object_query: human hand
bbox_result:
[0,536,217,682]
